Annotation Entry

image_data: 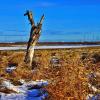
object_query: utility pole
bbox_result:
[24,10,44,67]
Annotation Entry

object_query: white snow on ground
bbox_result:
[0,45,100,50]
[0,80,48,100]
[0,92,26,100]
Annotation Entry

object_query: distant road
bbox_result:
[0,45,100,50]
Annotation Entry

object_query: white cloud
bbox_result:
[34,2,56,7]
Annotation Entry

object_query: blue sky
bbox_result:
[0,0,100,42]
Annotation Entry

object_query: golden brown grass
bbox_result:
[0,47,100,100]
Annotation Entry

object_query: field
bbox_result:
[0,47,100,100]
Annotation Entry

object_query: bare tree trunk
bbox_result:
[24,10,44,67]
[26,40,37,66]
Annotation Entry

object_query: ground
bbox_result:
[0,47,100,100]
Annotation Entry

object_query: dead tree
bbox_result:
[24,10,44,66]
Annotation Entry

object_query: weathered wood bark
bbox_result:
[24,10,44,66]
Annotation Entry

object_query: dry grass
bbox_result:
[0,47,100,100]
